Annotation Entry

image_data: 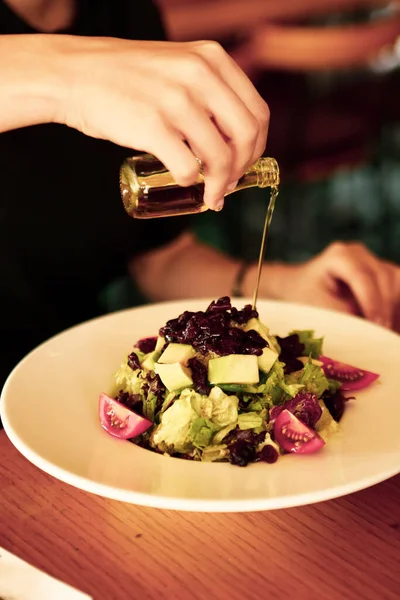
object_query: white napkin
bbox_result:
[0,546,92,600]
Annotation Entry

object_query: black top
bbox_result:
[0,0,187,387]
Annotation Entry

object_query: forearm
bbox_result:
[0,34,67,132]
[130,232,240,301]
[130,231,292,302]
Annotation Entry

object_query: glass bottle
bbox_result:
[119,153,280,219]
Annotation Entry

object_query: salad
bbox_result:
[99,297,379,467]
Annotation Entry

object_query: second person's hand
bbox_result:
[255,242,400,329]
[52,36,270,210]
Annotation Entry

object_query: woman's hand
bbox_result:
[52,36,269,210]
[131,234,400,332]
[256,242,400,328]
[0,35,269,210]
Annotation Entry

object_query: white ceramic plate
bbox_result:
[1,299,400,512]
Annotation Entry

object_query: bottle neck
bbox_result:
[234,171,259,193]
[227,157,280,195]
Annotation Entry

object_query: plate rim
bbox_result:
[2,418,399,512]
[2,298,400,512]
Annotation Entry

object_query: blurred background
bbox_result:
[159,0,400,261]
[103,0,400,309]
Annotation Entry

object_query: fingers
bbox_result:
[320,242,395,327]
[157,85,233,207]
[324,243,386,324]
[326,279,363,316]
[141,116,201,188]
[194,41,270,163]
[199,78,260,192]
[171,42,270,206]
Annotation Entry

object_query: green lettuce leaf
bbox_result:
[151,395,197,453]
[201,444,229,462]
[218,384,253,394]
[143,393,158,421]
[247,394,274,412]
[261,361,286,405]
[298,359,329,398]
[184,386,239,430]
[238,412,264,430]
[291,330,324,359]
[235,362,286,406]
[188,417,216,449]
[212,423,237,444]
[186,389,213,420]
[284,371,301,384]
[270,360,285,380]
[209,386,239,428]
[315,400,340,442]
[247,400,262,412]
[160,391,177,414]
[278,381,305,398]
[164,387,239,450]
[327,378,342,393]
[113,357,145,395]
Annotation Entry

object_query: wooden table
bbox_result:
[1,431,399,600]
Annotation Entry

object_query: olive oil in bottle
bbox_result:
[119,153,279,219]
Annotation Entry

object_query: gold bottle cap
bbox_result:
[253,157,280,188]
[120,159,139,217]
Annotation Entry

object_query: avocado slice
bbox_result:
[155,336,166,353]
[208,354,259,385]
[141,349,161,372]
[258,346,279,374]
[154,362,193,391]
[158,342,196,365]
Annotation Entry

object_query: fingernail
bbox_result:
[215,200,224,212]
[226,180,239,194]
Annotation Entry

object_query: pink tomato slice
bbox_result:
[274,410,325,455]
[319,356,379,391]
[99,393,152,440]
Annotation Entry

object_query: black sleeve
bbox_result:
[107,0,192,256]
[114,0,168,42]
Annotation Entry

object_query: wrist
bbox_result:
[242,261,299,301]
[0,34,73,129]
